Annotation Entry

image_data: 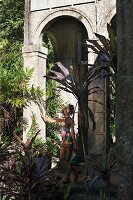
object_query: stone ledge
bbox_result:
[22,45,48,59]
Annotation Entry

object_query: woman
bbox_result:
[41,104,80,183]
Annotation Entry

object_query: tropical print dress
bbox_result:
[60,117,74,149]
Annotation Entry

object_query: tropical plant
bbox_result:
[45,60,104,159]
[85,20,117,141]
[0,132,62,200]
[86,23,117,73]
[86,146,118,197]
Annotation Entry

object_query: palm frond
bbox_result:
[55,61,69,77]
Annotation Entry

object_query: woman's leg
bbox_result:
[66,146,73,162]
[71,166,81,182]
[59,142,66,167]
[66,148,81,182]
[63,147,73,183]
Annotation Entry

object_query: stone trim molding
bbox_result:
[23,45,48,59]
[31,0,95,12]
[33,8,95,45]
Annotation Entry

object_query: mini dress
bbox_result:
[60,117,73,149]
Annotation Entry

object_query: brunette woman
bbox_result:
[41,104,80,183]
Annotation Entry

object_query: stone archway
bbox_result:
[43,16,88,64]
[31,8,95,115]
[33,8,94,46]
[23,8,94,142]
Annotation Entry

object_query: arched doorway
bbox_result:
[42,16,88,66]
[23,8,93,149]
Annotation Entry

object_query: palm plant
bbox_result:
[86,23,117,74]
[86,147,118,197]
[85,22,117,141]
[0,132,62,200]
[45,60,104,159]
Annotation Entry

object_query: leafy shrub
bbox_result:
[0,132,62,200]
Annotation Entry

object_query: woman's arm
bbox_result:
[41,112,64,123]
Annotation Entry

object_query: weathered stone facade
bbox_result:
[23,0,116,155]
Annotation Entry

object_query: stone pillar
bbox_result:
[23,45,48,142]
[87,35,109,161]
[88,74,107,159]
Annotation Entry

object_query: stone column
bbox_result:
[87,34,109,162]
[88,74,108,159]
[23,45,48,142]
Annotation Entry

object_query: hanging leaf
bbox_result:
[63,183,71,200]
[55,61,69,77]
[84,42,100,54]
[87,39,107,53]
[49,70,65,81]
[94,33,112,54]
[107,23,117,54]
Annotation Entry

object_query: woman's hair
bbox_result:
[61,104,74,115]
[68,104,74,115]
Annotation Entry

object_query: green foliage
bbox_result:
[108,19,117,138]
[44,36,55,71]
[0,0,43,138]
[46,79,62,117]
[0,0,24,49]
[0,64,33,107]
[27,114,39,137]
[44,37,62,158]
[27,115,46,156]
[100,190,106,200]
[27,114,60,158]
[63,183,71,200]
[0,0,25,140]
[45,135,59,158]
[45,37,62,117]
[107,24,117,55]
[0,5,61,193]
[86,146,118,190]
[0,62,44,139]
[0,134,9,148]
